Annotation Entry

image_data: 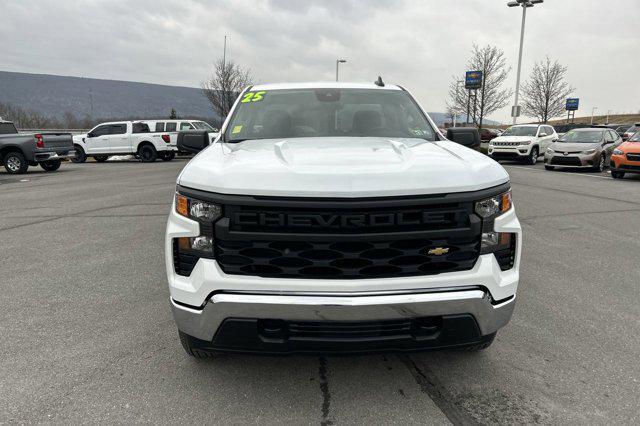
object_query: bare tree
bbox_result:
[521,57,574,123]
[448,44,512,129]
[202,58,252,119]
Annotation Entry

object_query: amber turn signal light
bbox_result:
[176,193,189,217]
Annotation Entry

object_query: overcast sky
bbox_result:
[1,0,638,123]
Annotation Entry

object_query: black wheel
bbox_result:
[544,165,555,171]
[40,160,62,172]
[459,333,496,352]
[93,155,109,163]
[526,147,539,165]
[178,331,218,359]
[611,170,625,179]
[139,144,158,163]
[594,155,605,172]
[71,145,86,163]
[161,152,176,162]
[3,151,29,174]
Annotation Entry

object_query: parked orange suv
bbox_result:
[610,132,640,179]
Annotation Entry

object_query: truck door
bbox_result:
[84,124,111,154]
[108,123,129,153]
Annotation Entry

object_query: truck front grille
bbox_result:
[216,236,480,279]
[208,191,488,280]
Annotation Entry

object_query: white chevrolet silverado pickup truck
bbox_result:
[72,121,177,163]
[166,81,521,356]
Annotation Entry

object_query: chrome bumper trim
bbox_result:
[171,289,516,342]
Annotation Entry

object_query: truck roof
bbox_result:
[249,82,403,91]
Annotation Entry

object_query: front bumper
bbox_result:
[544,151,598,168]
[610,155,640,173]
[165,199,521,351]
[488,145,531,159]
[33,150,75,162]
[171,288,515,353]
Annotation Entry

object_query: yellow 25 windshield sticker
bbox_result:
[232,125,243,134]
[241,91,266,103]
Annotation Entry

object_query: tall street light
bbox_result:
[336,59,347,82]
[508,0,543,125]
[591,106,598,125]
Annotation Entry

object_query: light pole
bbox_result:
[335,59,346,82]
[591,106,598,125]
[508,0,543,125]
[606,109,612,124]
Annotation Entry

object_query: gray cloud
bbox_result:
[1,0,638,122]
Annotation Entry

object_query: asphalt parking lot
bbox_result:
[1,159,639,424]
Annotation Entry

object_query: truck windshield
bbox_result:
[501,126,538,137]
[224,88,436,142]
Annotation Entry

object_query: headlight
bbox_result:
[546,148,555,154]
[582,149,596,155]
[173,192,222,264]
[475,190,515,256]
[175,193,222,222]
[475,191,512,219]
[613,149,623,155]
[519,140,531,145]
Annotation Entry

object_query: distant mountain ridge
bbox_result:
[0,70,497,126]
[0,70,219,122]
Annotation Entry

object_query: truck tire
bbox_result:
[71,146,86,163]
[4,151,29,174]
[458,333,496,352]
[94,155,109,163]
[161,152,176,162]
[40,160,62,172]
[139,144,158,163]
[178,330,217,359]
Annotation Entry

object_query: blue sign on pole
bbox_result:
[566,98,579,111]
[465,71,483,90]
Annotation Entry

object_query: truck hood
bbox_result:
[178,137,509,197]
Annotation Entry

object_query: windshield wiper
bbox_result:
[225,138,249,144]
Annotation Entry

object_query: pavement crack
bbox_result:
[318,357,333,426]
[399,355,479,426]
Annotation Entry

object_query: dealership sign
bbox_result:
[465,71,483,90]
[566,98,579,111]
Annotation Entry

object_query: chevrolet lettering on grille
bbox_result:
[234,211,453,229]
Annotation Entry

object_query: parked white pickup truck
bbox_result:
[166,81,521,357]
[72,121,177,163]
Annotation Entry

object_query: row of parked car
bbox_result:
[484,122,640,179]
[0,118,219,174]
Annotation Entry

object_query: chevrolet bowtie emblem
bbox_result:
[427,247,450,256]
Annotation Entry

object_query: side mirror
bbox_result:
[446,128,481,150]
[539,132,548,137]
[87,133,94,138]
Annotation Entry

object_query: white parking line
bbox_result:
[504,165,613,180]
